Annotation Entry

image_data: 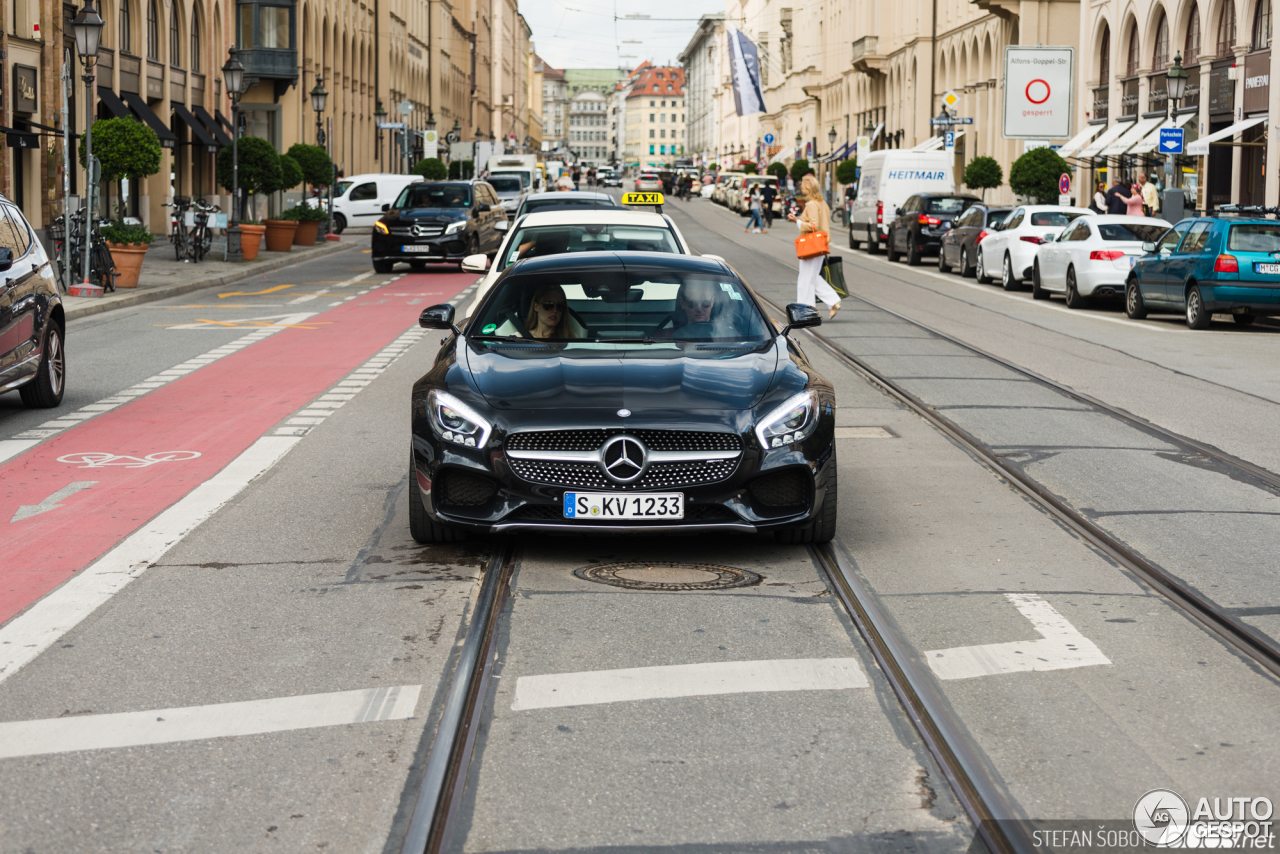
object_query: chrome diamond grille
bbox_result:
[507,457,739,491]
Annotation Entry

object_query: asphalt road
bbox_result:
[0,201,1275,853]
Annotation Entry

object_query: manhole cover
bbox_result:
[574,562,761,591]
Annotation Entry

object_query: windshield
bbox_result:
[336,181,354,198]
[487,175,524,194]
[1228,224,1280,252]
[1098,223,1170,242]
[926,197,976,214]
[395,183,472,209]
[492,171,529,190]
[1030,211,1088,227]
[499,224,681,270]
[472,268,773,345]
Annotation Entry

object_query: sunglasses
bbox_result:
[682,299,714,309]
[538,301,565,311]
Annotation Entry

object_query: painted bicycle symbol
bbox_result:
[57,451,203,469]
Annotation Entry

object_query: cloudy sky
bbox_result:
[520,0,725,70]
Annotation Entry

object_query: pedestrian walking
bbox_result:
[1139,172,1159,216]
[1126,181,1146,216]
[745,188,765,232]
[788,174,841,319]
[1105,177,1132,214]
[1090,181,1107,213]
[761,182,777,229]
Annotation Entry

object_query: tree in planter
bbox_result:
[963,156,1003,200]
[1009,147,1067,204]
[790,158,813,186]
[217,136,282,221]
[834,159,858,187]
[285,142,334,204]
[412,157,448,180]
[78,117,162,220]
[767,162,788,182]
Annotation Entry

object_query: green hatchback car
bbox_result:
[1126,213,1280,329]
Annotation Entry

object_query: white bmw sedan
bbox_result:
[1031,215,1173,308]
[976,205,1094,290]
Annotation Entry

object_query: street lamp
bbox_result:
[374,99,387,162]
[829,126,838,152]
[71,0,103,288]
[310,77,333,235]
[221,47,247,260]
[795,130,803,156]
[1165,52,1189,192]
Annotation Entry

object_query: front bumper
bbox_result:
[372,230,469,262]
[411,421,837,536]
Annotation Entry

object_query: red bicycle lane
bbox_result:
[0,272,471,627]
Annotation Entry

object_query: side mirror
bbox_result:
[1142,241,1157,253]
[419,303,459,333]
[495,219,510,232]
[781,303,821,335]
[460,254,489,273]
[382,203,390,212]
[476,203,491,213]
[0,247,12,273]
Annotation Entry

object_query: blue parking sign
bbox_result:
[944,131,955,150]
[1158,128,1184,154]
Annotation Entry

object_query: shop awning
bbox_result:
[1056,124,1105,158]
[911,130,964,152]
[215,110,235,137]
[1128,112,1197,155]
[870,123,884,144]
[1187,116,1267,155]
[121,91,178,149]
[15,118,80,140]
[0,126,41,148]
[1100,116,1165,156]
[1077,120,1136,159]
[192,105,231,146]
[172,104,219,150]
[96,86,133,119]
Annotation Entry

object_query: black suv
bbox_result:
[0,196,65,408]
[885,193,981,266]
[371,180,509,273]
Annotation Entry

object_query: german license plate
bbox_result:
[563,492,684,520]
[1254,263,1280,274]
[402,245,438,254]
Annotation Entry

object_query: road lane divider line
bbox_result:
[0,684,422,759]
[510,658,869,711]
[0,435,298,684]
[925,593,1111,680]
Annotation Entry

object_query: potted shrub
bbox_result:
[262,154,303,251]
[282,203,327,246]
[238,220,266,260]
[99,220,154,288]
[217,136,282,257]
[79,117,162,220]
[1010,147,1067,204]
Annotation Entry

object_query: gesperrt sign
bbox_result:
[1003,46,1074,140]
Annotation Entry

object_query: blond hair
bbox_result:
[800,173,822,201]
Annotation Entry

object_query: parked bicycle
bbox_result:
[50,209,115,292]
[163,196,220,262]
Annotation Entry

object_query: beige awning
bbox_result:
[1128,113,1197,155]
[1187,116,1267,155]
[1100,116,1165,156]
[1077,121,1136,159]
[1056,124,1105,158]
[911,130,965,152]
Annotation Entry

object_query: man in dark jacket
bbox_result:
[1105,177,1132,214]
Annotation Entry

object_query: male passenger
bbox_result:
[1139,173,1160,216]
[1105,177,1132,215]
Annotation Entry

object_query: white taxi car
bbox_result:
[463,206,694,317]
[976,205,1094,290]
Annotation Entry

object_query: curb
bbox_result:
[64,241,356,322]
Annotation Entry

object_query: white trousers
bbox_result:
[797,255,842,307]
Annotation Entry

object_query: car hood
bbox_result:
[461,342,780,411]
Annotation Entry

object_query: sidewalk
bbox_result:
[61,237,354,321]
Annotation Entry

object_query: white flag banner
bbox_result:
[727,27,767,116]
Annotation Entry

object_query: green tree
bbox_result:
[1009,147,1068,203]
[767,162,788,182]
[739,160,758,174]
[412,157,448,180]
[274,155,304,194]
[962,156,1003,199]
[285,143,334,188]
[217,137,282,220]
[78,117,162,219]
[834,159,858,186]
[790,158,813,184]
[448,159,476,179]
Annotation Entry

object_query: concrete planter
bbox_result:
[106,242,148,289]
[264,219,298,252]
[292,220,320,246]
[239,224,266,260]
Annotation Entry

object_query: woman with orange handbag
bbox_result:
[787,174,841,319]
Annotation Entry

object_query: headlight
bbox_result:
[445,220,467,235]
[374,221,389,234]
[426,390,492,449]
[755,390,819,450]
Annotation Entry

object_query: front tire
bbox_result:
[937,244,951,273]
[1186,285,1211,329]
[408,453,466,544]
[332,214,347,234]
[976,249,992,283]
[1001,253,1019,291]
[1125,278,1147,319]
[1064,267,1089,309]
[1031,262,1048,299]
[775,454,838,545]
[20,323,66,409]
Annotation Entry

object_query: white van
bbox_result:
[848,151,954,253]
[328,173,423,233]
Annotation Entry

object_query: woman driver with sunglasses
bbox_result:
[523,284,579,339]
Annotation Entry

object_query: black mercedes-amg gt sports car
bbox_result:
[410,252,837,541]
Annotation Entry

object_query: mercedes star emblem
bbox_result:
[600,435,647,483]
[617,409,631,417]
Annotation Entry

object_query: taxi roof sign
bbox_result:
[622,192,665,208]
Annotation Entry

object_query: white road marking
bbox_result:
[0,684,422,759]
[510,658,869,711]
[834,426,895,439]
[0,436,300,686]
[925,593,1111,680]
[10,482,97,523]
[0,440,40,465]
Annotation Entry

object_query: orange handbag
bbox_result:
[795,230,830,259]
